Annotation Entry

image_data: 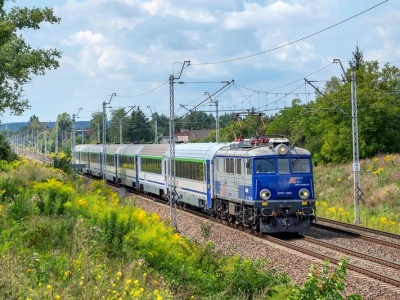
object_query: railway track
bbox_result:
[18,150,53,165]
[313,217,400,248]
[210,217,400,289]
[134,192,400,290]
[266,233,400,288]
[149,195,400,289]
[59,176,400,290]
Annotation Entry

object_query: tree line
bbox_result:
[5,47,400,165]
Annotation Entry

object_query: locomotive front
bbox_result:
[251,137,315,232]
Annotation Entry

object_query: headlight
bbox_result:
[299,188,310,200]
[260,189,271,200]
[276,144,288,155]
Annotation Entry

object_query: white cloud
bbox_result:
[62,30,106,46]
[5,0,400,124]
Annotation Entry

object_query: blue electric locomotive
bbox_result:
[74,135,315,233]
[212,136,315,233]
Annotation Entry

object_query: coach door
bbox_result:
[205,160,211,207]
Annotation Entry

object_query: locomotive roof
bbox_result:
[215,144,311,157]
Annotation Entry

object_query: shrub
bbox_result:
[51,152,72,174]
[291,258,362,300]
[32,178,75,215]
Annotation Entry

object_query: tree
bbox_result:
[219,112,237,129]
[0,2,61,117]
[126,107,152,143]
[156,113,169,138]
[89,112,103,144]
[56,112,72,150]
[349,44,364,71]
[109,108,132,144]
[0,132,17,161]
[180,111,215,130]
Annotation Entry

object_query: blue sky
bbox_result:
[3,0,399,124]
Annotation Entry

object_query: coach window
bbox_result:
[278,158,290,174]
[81,152,88,161]
[176,161,183,178]
[119,155,134,169]
[106,154,114,166]
[91,153,99,163]
[141,158,162,174]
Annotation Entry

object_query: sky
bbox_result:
[2,0,400,125]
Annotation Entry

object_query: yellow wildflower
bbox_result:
[64,270,72,278]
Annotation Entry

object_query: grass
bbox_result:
[0,159,291,299]
[314,153,400,233]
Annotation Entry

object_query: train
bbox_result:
[73,135,316,233]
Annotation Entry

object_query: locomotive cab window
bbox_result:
[236,159,242,175]
[292,158,311,173]
[278,158,290,174]
[246,159,252,175]
[255,159,275,173]
[225,158,234,174]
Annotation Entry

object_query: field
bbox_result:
[314,154,400,233]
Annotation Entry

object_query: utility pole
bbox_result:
[55,123,58,154]
[44,125,47,165]
[102,93,116,180]
[333,58,362,225]
[205,92,219,143]
[169,61,190,230]
[119,106,135,144]
[72,108,82,165]
[147,106,158,144]
[306,59,362,225]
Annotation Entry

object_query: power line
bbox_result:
[191,1,389,66]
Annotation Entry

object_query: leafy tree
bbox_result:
[56,112,72,150]
[266,45,400,164]
[0,1,61,116]
[0,132,17,161]
[109,107,132,144]
[219,112,237,129]
[156,113,169,139]
[126,106,152,143]
[89,112,103,144]
[180,111,215,130]
[291,258,362,300]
